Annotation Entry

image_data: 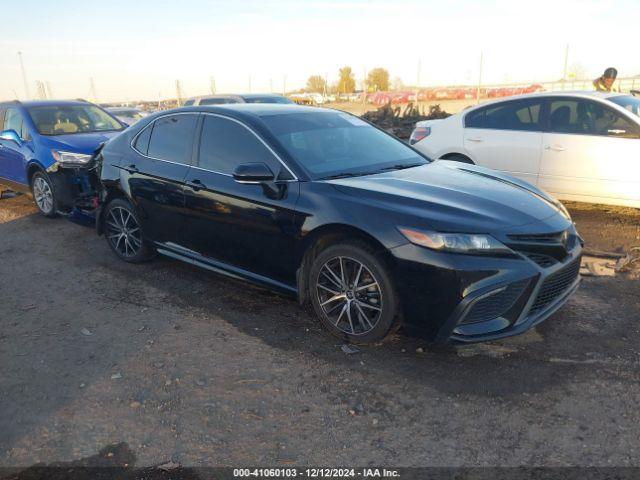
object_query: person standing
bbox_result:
[593,68,619,92]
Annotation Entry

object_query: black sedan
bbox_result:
[95,104,582,344]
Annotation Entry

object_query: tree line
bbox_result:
[305,67,391,94]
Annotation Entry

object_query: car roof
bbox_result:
[0,99,94,108]
[461,90,629,114]
[158,103,333,122]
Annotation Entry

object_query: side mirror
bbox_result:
[0,129,22,145]
[233,162,275,184]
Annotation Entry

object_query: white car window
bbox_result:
[465,99,543,132]
[548,99,640,139]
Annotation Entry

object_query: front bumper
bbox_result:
[48,165,101,213]
[390,239,582,343]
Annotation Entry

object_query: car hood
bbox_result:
[327,160,570,234]
[39,131,122,155]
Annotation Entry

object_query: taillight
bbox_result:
[410,126,431,145]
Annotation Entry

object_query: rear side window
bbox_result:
[548,98,640,138]
[465,99,542,131]
[133,124,153,155]
[147,114,197,164]
[198,115,282,176]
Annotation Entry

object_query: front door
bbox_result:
[126,113,199,243]
[463,97,544,185]
[539,97,640,205]
[180,113,300,287]
[0,107,31,184]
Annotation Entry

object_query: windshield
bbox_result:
[244,96,293,104]
[28,105,123,136]
[262,111,428,179]
[608,95,640,118]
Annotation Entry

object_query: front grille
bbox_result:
[523,252,557,268]
[529,257,581,315]
[508,231,565,243]
[462,279,529,325]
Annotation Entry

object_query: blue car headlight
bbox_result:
[52,150,93,166]
[399,227,512,255]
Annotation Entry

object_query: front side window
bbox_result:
[465,99,542,131]
[27,104,123,136]
[198,115,282,176]
[548,99,640,138]
[261,111,428,179]
[3,108,30,140]
[147,114,197,163]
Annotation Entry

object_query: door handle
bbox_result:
[124,164,139,173]
[545,145,565,152]
[186,179,205,191]
[467,137,483,142]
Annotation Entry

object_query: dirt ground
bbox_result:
[0,191,639,469]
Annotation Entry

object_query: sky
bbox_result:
[1,0,639,102]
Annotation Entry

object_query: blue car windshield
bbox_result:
[27,105,124,136]
[261,111,429,179]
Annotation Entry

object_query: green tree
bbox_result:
[367,67,390,92]
[337,66,356,94]
[306,75,327,93]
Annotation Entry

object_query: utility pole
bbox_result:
[416,59,422,112]
[563,44,569,82]
[476,51,483,105]
[362,68,367,111]
[89,77,98,103]
[18,51,30,100]
[175,80,184,106]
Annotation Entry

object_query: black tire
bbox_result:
[309,241,400,344]
[103,198,155,263]
[443,154,474,164]
[30,171,58,217]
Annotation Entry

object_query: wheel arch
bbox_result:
[439,152,475,164]
[96,187,132,236]
[26,160,47,184]
[295,223,390,306]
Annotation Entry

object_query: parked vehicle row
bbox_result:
[0,99,584,345]
[410,91,640,209]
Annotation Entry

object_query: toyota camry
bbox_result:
[95,104,582,344]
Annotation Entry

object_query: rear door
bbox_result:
[180,113,300,287]
[463,98,544,185]
[127,113,198,244]
[539,97,640,205]
[0,107,31,184]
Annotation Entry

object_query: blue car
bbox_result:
[0,100,125,216]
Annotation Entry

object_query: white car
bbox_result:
[410,91,640,209]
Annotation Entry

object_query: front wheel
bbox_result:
[309,242,400,344]
[103,198,155,263]
[31,171,58,217]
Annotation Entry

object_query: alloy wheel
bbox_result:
[33,177,54,214]
[315,256,383,335]
[105,206,143,258]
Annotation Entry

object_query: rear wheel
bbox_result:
[30,171,58,217]
[103,198,154,263]
[309,242,399,344]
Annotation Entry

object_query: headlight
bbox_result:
[51,150,93,166]
[399,227,512,255]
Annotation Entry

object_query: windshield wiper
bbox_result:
[318,172,374,180]
[374,162,425,173]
